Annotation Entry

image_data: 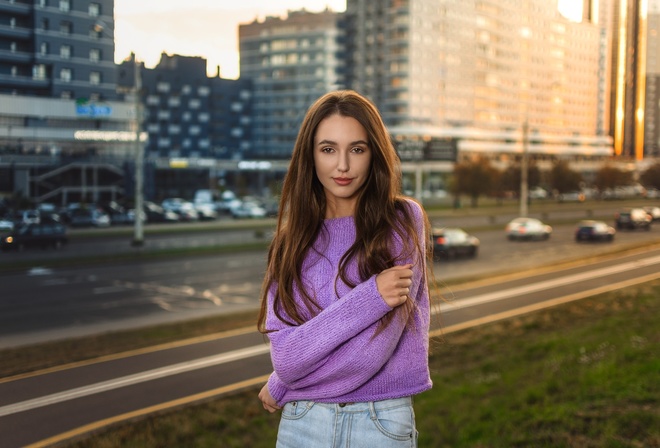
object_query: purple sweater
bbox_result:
[265,200,432,406]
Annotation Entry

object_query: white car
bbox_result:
[231,201,267,219]
[505,217,552,241]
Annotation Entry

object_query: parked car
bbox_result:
[194,202,218,220]
[642,206,660,222]
[162,198,198,221]
[143,201,179,223]
[505,217,552,241]
[575,220,615,242]
[98,201,134,225]
[0,222,68,251]
[230,201,267,219]
[68,208,111,228]
[432,227,480,260]
[615,208,652,230]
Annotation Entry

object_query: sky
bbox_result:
[114,0,581,80]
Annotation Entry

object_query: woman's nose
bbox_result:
[337,152,349,172]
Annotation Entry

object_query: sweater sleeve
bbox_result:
[266,200,428,404]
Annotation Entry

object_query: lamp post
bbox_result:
[520,120,529,217]
[131,56,144,247]
[93,20,144,246]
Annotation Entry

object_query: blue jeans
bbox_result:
[276,396,418,448]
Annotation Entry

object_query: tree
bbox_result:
[593,164,633,191]
[549,160,582,194]
[451,157,499,207]
[640,162,660,190]
[499,161,541,197]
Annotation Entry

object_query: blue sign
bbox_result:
[76,104,112,117]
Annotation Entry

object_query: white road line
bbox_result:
[3,254,659,419]
[438,254,660,312]
[0,345,271,417]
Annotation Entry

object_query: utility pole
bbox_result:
[520,119,529,218]
[131,56,144,247]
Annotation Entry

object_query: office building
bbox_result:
[608,0,650,160]
[239,8,345,159]
[0,0,136,205]
[645,0,659,157]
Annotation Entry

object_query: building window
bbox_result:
[40,42,48,55]
[198,86,210,97]
[60,45,71,59]
[89,48,100,62]
[88,3,100,16]
[38,0,47,7]
[41,18,49,30]
[11,66,17,77]
[189,98,201,109]
[60,68,72,82]
[156,82,170,93]
[59,0,70,12]
[10,42,17,52]
[33,64,46,79]
[60,21,72,35]
[10,17,16,28]
[146,95,160,106]
[90,71,101,85]
[168,97,181,107]
[61,90,72,99]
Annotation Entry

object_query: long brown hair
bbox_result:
[258,90,431,332]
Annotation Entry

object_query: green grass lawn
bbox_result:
[64,280,659,448]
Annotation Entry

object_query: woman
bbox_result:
[258,90,433,447]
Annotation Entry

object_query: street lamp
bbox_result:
[520,120,529,218]
[131,57,144,247]
[94,20,144,247]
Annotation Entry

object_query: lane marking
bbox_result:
[0,344,270,417]
[23,374,272,448]
[437,254,660,313]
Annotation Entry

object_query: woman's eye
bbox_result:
[352,147,365,153]
[321,147,334,153]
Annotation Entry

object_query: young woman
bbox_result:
[258,90,433,447]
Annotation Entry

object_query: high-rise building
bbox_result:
[608,0,650,160]
[0,0,116,100]
[0,0,136,205]
[645,0,659,157]
[239,8,345,159]
[344,0,611,170]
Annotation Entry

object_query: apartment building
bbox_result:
[239,8,345,159]
[344,0,612,174]
[0,0,136,205]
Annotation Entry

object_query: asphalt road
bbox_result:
[1,245,659,447]
[1,203,660,349]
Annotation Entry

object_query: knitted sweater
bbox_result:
[265,200,432,406]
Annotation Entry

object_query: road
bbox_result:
[1,210,659,348]
[1,245,659,447]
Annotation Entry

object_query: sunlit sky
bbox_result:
[114,0,582,80]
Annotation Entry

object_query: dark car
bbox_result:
[0,222,68,251]
[615,208,651,230]
[432,227,480,260]
[575,220,615,242]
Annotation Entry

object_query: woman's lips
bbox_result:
[333,177,353,186]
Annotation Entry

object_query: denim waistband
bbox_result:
[299,396,413,413]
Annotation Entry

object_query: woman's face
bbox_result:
[313,114,372,215]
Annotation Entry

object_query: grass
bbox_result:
[62,279,659,448]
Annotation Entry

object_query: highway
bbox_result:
[1,245,659,447]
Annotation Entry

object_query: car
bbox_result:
[575,220,615,242]
[68,207,111,228]
[0,222,68,251]
[615,208,651,230]
[143,201,180,223]
[642,206,660,222]
[431,227,480,260]
[230,201,267,219]
[505,217,552,241]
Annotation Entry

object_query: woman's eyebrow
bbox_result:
[317,139,369,146]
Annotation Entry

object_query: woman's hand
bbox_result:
[258,383,282,413]
[376,264,413,308]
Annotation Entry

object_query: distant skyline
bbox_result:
[114,0,582,80]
